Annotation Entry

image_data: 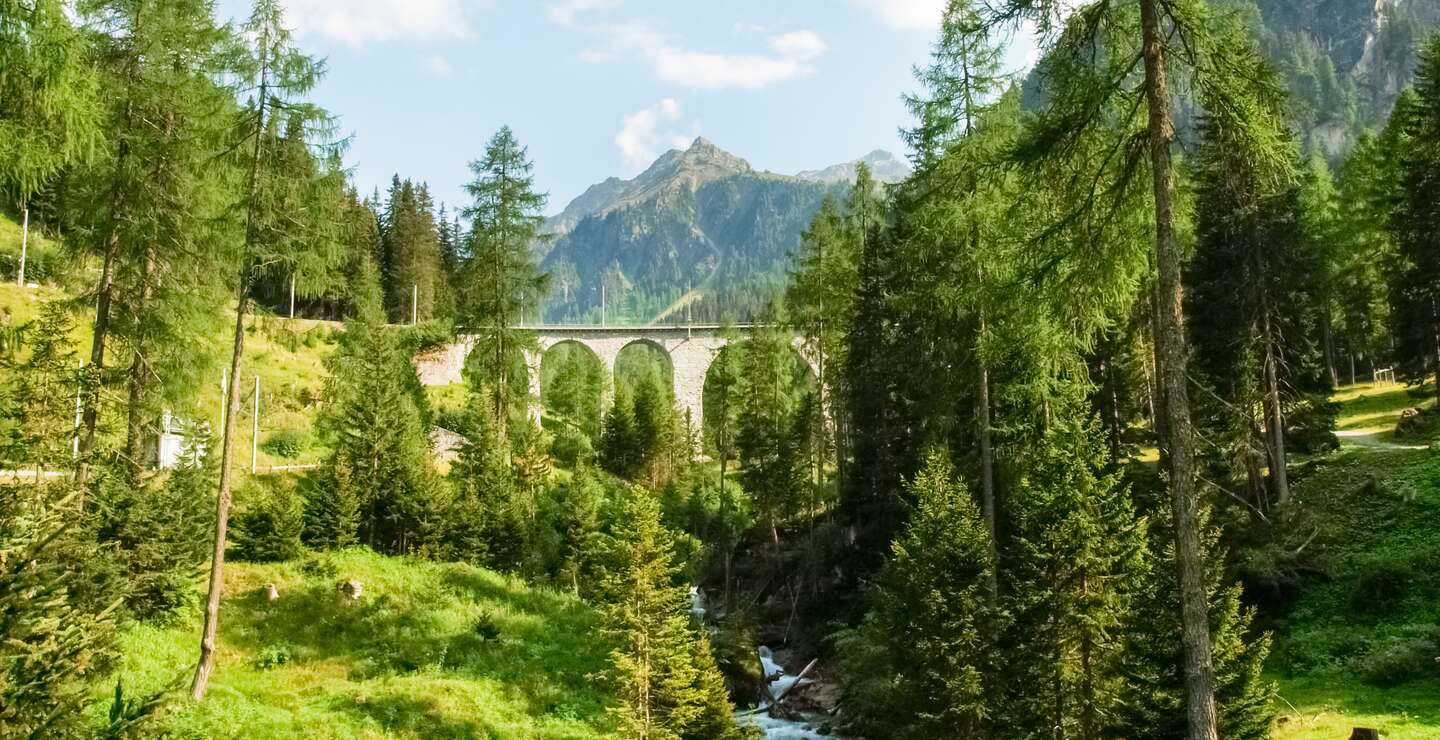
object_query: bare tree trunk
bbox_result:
[976,331,997,600]
[124,244,158,479]
[79,236,118,478]
[1139,0,1219,735]
[1261,304,1289,506]
[191,284,250,700]
[1322,307,1338,389]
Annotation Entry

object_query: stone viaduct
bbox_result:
[414,324,814,428]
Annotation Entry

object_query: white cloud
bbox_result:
[546,0,620,26]
[653,48,809,90]
[769,30,827,60]
[850,0,945,30]
[283,0,475,46]
[615,98,697,172]
[424,55,454,76]
[581,22,828,91]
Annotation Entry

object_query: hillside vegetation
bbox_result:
[87,548,617,738]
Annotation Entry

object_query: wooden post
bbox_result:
[219,367,227,437]
[289,275,296,319]
[250,375,260,474]
[411,284,418,325]
[17,206,27,287]
[72,360,84,458]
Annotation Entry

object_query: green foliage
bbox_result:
[541,342,605,440]
[460,126,549,428]
[439,398,526,569]
[233,479,306,563]
[736,317,814,535]
[380,176,447,323]
[997,411,1150,737]
[0,482,118,737]
[319,316,443,554]
[836,450,1000,737]
[260,428,306,459]
[1391,34,1440,402]
[92,457,215,620]
[0,301,79,473]
[0,0,101,203]
[600,388,642,480]
[594,487,747,739]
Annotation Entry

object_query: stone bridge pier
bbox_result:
[415,324,817,431]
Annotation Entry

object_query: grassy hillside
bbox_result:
[1266,385,1440,737]
[88,549,617,738]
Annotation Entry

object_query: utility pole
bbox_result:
[601,283,606,327]
[250,375,260,474]
[72,360,84,458]
[16,206,27,287]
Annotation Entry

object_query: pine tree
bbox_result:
[193,0,347,698]
[444,393,525,569]
[997,410,1149,738]
[597,487,745,740]
[0,302,80,481]
[601,387,642,480]
[460,126,549,434]
[381,178,444,323]
[0,481,118,737]
[737,316,809,551]
[1115,515,1274,739]
[319,312,441,554]
[1392,34,1440,403]
[836,450,999,738]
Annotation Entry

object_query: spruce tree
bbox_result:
[443,391,525,570]
[836,450,999,738]
[460,126,549,435]
[0,302,80,481]
[1392,34,1440,403]
[0,481,118,737]
[997,410,1149,738]
[319,310,441,554]
[601,387,642,480]
[597,487,745,740]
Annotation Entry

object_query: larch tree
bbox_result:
[460,126,549,436]
[71,0,238,478]
[0,0,99,244]
[1392,34,1440,404]
[988,2,1292,732]
[192,0,346,700]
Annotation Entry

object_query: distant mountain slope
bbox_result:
[541,139,895,324]
[796,149,911,184]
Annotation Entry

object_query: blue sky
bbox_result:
[215,0,1035,216]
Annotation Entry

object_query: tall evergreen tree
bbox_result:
[836,450,1000,738]
[381,178,444,323]
[72,0,238,477]
[997,410,1149,738]
[990,5,1292,732]
[596,487,744,740]
[0,0,99,224]
[0,302,80,480]
[460,126,549,435]
[193,0,346,700]
[1392,34,1440,402]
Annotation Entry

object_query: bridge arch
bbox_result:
[417,325,819,435]
[539,340,606,437]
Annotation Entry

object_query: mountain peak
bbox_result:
[796,149,910,185]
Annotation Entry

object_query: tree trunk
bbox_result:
[1261,305,1290,506]
[192,285,250,700]
[124,244,158,479]
[1322,307,1338,389]
[976,329,997,600]
[78,235,118,478]
[1139,0,1219,736]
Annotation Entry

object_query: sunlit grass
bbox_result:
[89,548,617,738]
[1333,381,1433,434]
[1273,676,1440,739]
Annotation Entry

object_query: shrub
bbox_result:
[1353,626,1440,686]
[256,642,294,670]
[260,429,306,459]
[550,426,594,468]
[232,482,306,562]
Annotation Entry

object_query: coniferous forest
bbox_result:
[3,0,1440,737]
